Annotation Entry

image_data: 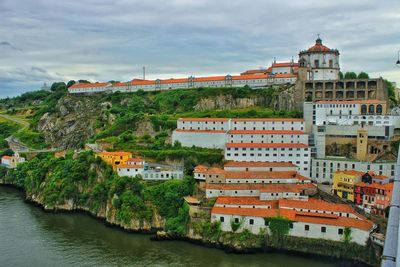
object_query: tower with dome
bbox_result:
[298,35,340,81]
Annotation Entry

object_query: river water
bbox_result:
[0,186,342,267]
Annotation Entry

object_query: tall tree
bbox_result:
[357,72,369,79]
[344,72,357,79]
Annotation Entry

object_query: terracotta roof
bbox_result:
[98,152,132,157]
[194,165,209,173]
[1,156,11,159]
[224,161,296,168]
[305,38,333,53]
[179,118,229,122]
[240,69,267,75]
[227,130,305,135]
[335,170,365,176]
[273,73,298,78]
[211,206,282,217]
[231,118,304,122]
[207,167,226,174]
[226,143,308,148]
[118,164,144,169]
[369,172,389,180]
[355,182,393,191]
[175,129,226,133]
[215,196,279,207]
[279,199,355,214]
[316,100,385,105]
[294,212,374,231]
[127,157,143,162]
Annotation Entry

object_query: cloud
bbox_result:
[0,41,23,52]
[0,0,399,97]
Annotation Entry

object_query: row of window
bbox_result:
[227,147,308,151]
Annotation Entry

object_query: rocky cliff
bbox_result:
[37,95,110,149]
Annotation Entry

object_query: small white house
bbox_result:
[1,154,25,168]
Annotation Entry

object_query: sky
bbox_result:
[0,0,400,98]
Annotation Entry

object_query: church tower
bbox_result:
[356,127,368,161]
[298,36,340,80]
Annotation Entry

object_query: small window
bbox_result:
[305,225,309,231]
[220,217,224,222]
[234,218,239,223]
[338,229,343,235]
[249,219,254,225]
[321,226,326,233]
[289,223,293,229]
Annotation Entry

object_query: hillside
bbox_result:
[0,85,301,167]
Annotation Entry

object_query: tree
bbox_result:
[78,80,90,84]
[66,80,76,88]
[357,72,369,79]
[339,71,344,79]
[344,72,357,79]
[50,82,67,92]
[385,79,397,106]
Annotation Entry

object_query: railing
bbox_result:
[381,146,400,266]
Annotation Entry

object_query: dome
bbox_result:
[307,37,331,52]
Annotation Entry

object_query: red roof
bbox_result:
[226,143,308,148]
[355,182,393,191]
[279,198,355,214]
[127,157,143,162]
[227,130,305,135]
[206,183,315,192]
[2,156,11,159]
[272,62,298,68]
[194,165,209,173]
[305,38,333,53]
[224,161,296,168]
[215,196,279,207]
[98,152,132,157]
[69,82,111,89]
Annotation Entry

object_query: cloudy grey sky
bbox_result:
[0,0,400,98]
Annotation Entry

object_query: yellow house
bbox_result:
[97,151,132,169]
[332,170,364,202]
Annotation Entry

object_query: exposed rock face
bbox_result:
[37,95,110,149]
[194,86,296,111]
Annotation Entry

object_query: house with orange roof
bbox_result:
[96,151,133,169]
[354,181,393,217]
[1,153,25,169]
[211,197,374,246]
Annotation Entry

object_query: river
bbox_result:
[0,186,342,267]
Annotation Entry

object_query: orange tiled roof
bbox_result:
[224,161,296,168]
[2,155,11,159]
[207,167,226,174]
[355,182,393,191]
[118,164,144,169]
[225,143,308,148]
[279,198,355,214]
[211,206,283,217]
[272,62,299,68]
[227,130,305,135]
[273,73,297,78]
[69,82,111,89]
[194,165,209,173]
[215,196,279,207]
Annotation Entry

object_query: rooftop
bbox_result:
[227,130,306,135]
[224,161,296,168]
[226,143,308,148]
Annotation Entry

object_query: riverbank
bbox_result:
[0,180,378,266]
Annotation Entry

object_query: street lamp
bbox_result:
[397,50,400,67]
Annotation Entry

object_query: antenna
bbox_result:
[143,66,146,80]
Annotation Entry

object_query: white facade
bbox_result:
[298,37,340,81]
[223,163,298,172]
[224,144,310,177]
[311,157,396,183]
[172,130,227,149]
[227,130,308,144]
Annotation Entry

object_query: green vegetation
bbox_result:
[0,151,195,231]
[386,79,397,106]
[344,72,357,79]
[0,121,19,152]
[343,226,352,243]
[264,217,291,236]
[230,218,244,232]
[357,72,369,79]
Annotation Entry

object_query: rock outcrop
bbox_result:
[37,95,111,149]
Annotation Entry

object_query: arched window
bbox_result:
[376,104,383,115]
[368,105,375,114]
[361,105,367,115]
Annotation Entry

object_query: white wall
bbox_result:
[172,131,227,149]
